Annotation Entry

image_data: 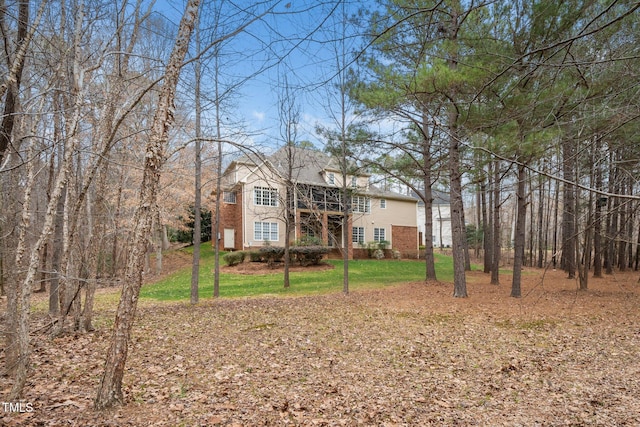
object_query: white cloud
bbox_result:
[252,111,265,122]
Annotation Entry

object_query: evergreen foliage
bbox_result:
[174,206,212,244]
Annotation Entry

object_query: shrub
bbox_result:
[295,235,323,246]
[364,242,376,258]
[290,245,330,266]
[259,246,285,266]
[377,240,390,250]
[223,251,245,266]
[365,241,389,258]
[248,251,263,262]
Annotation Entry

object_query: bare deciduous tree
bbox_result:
[95,0,201,409]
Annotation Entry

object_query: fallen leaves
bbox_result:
[2,269,640,425]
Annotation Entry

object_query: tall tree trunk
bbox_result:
[342,196,350,293]
[154,209,163,275]
[81,166,109,332]
[475,188,481,259]
[111,170,125,277]
[340,89,351,293]
[626,181,634,270]
[283,183,292,289]
[527,171,534,267]
[277,76,300,290]
[191,11,202,304]
[0,0,30,166]
[49,179,65,315]
[536,163,545,268]
[449,116,466,297]
[212,42,223,298]
[593,144,604,278]
[3,167,19,373]
[461,198,471,272]
[95,0,200,409]
[482,163,491,274]
[561,139,576,279]
[52,0,98,335]
[422,181,437,281]
[38,146,57,295]
[552,176,560,270]
[8,141,37,397]
[511,163,526,298]
[8,101,79,397]
[490,159,500,285]
[419,111,437,281]
[604,154,617,275]
[578,186,593,291]
[617,179,627,272]
[2,0,35,379]
[446,5,466,298]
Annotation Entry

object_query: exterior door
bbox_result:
[224,228,235,250]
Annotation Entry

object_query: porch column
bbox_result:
[296,211,302,240]
[322,213,329,245]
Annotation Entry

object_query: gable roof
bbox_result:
[227,146,417,203]
[230,146,357,186]
[268,146,337,186]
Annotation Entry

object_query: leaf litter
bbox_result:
[2,268,640,426]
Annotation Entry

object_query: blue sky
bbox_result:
[156,0,366,152]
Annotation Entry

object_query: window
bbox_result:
[254,222,278,242]
[380,199,386,209]
[351,176,357,187]
[352,226,365,244]
[223,191,236,204]
[352,196,370,213]
[327,173,335,185]
[374,228,386,242]
[254,186,278,206]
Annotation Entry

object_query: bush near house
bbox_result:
[249,242,330,267]
[223,251,245,266]
[248,251,263,262]
[362,240,390,258]
[290,245,330,266]
[259,246,285,266]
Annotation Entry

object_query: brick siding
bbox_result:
[215,189,243,250]
[391,225,418,258]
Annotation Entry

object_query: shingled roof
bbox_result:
[229,146,417,202]
[268,146,339,186]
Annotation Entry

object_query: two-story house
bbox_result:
[215,146,419,259]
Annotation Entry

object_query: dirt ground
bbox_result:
[2,260,640,426]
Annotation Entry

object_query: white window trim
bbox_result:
[374,227,386,242]
[254,221,279,242]
[352,196,371,214]
[352,226,365,244]
[254,186,278,207]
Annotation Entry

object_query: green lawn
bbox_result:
[140,245,460,301]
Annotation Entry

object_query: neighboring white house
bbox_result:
[415,189,452,248]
